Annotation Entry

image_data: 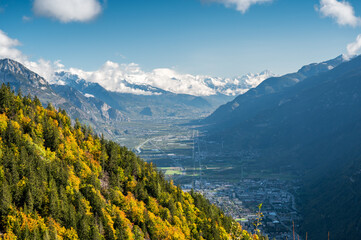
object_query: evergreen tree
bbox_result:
[0,86,258,240]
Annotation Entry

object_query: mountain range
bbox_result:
[0,59,129,138]
[203,55,346,126]
[53,71,219,120]
[201,54,361,239]
[53,62,274,97]
[0,58,275,138]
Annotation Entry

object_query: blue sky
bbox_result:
[1,0,361,77]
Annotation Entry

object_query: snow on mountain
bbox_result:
[84,93,95,98]
[202,70,275,96]
[53,61,275,97]
[0,58,50,88]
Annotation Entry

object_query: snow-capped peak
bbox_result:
[53,62,275,97]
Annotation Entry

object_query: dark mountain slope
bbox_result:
[220,55,361,167]
[204,55,345,129]
[302,148,361,240]
[203,55,361,239]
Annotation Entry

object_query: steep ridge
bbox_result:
[0,59,128,137]
[203,55,345,128]
[0,58,59,104]
[215,55,361,166]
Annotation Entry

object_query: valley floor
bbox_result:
[114,118,304,240]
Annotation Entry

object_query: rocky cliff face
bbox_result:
[0,58,128,138]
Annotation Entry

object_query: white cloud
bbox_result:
[346,34,361,57]
[26,59,65,81]
[75,61,217,96]
[62,61,273,96]
[0,30,64,81]
[318,0,361,27]
[0,29,272,96]
[74,61,217,96]
[33,0,102,23]
[0,30,25,62]
[203,0,272,13]
[22,16,32,22]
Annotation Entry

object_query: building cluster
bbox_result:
[184,178,302,240]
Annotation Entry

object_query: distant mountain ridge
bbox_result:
[53,67,275,97]
[0,57,276,124]
[0,59,234,125]
[203,55,346,126]
[0,58,54,95]
[0,58,238,141]
[0,58,128,138]
[199,70,275,96]
[54,71,127,111]
[52,70,231,120]
[0,58,49,87]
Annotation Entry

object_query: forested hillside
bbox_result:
[0,84,261,239]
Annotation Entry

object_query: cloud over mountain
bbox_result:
[0,30,24,61]
[347,34,361,57]
[317,0,361,27]
[0,30,64,81]
[0,29,274,96]
[202,0,272,13]
[33,0,102,23]
[62,61,274,96]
